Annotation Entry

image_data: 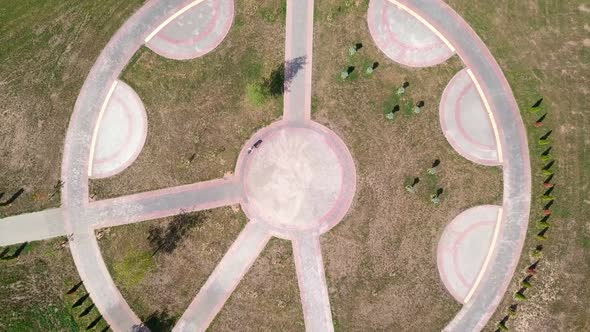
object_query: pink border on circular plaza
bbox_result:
[439,68,500,166]
[367,0,455,67]
[146,0,234,60]
[236,120,357,240]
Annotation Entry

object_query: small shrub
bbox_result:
[497,321,509,330]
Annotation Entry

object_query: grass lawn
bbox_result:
[89,0,286,200]
[0,0,144,218]
[98,208,245,328]
[0,239,109,331]
[210,238,304,331]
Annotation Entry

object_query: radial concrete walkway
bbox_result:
[0,0,530,331]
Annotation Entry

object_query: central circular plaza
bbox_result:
[238,122,356,237]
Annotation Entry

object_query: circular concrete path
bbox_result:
[437,205,499,304]
[0,0,531,332]
[440,69,500,166]
[367,0,455,67]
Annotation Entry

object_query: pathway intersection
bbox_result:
[0,0,530,331]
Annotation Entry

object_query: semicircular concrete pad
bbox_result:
[91,80,147,179]
[437,205,499,303]
[146,0,234,60]
[440,69,500,165]
[367,0,454,67]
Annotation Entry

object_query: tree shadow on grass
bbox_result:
[0,188,24,206]
[144,311,176,332]
[148,212,207,256]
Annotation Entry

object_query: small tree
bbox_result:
[430,194,441,205]
[514,291,527,301]
[521,275,533,288]
[537,227,549,240]
[537,219,550,229]
[508,304,518,316]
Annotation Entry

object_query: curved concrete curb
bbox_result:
[439,68,500,166]
[90,80,148,179]
[367,0,455,67]
[146,0,234,60]
[437,205,499,303]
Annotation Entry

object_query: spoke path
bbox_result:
[174,222,271,332]
[283,0,314,125]
[0,208,66,246]
[293,234,334,332]
[88,178,241,229]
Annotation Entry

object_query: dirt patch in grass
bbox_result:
[210,238,304,331]
[0,0,144,218]
[442,1,590,331]
[98,207,245,324]
[89,0,287,200]
[0,239,110,331]
[312,1,503,330]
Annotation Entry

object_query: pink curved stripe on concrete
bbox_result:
[437,205,498,304]
[91,80,148,179]
[367,0,455,67]
[93,95,134,164]
[439,68,500,166]
[156,0,220,45]
[451,223,493,290]
[146,0,234,60]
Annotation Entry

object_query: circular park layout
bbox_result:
[0,0,531,331]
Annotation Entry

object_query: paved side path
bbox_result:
[0,208,66,246]
[293,234,334,332]
[87,178,241,229]
[283,0,314,125]
[389,1,531,331]
[174,222,271,332]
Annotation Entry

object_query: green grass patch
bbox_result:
[113,249,155,289]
